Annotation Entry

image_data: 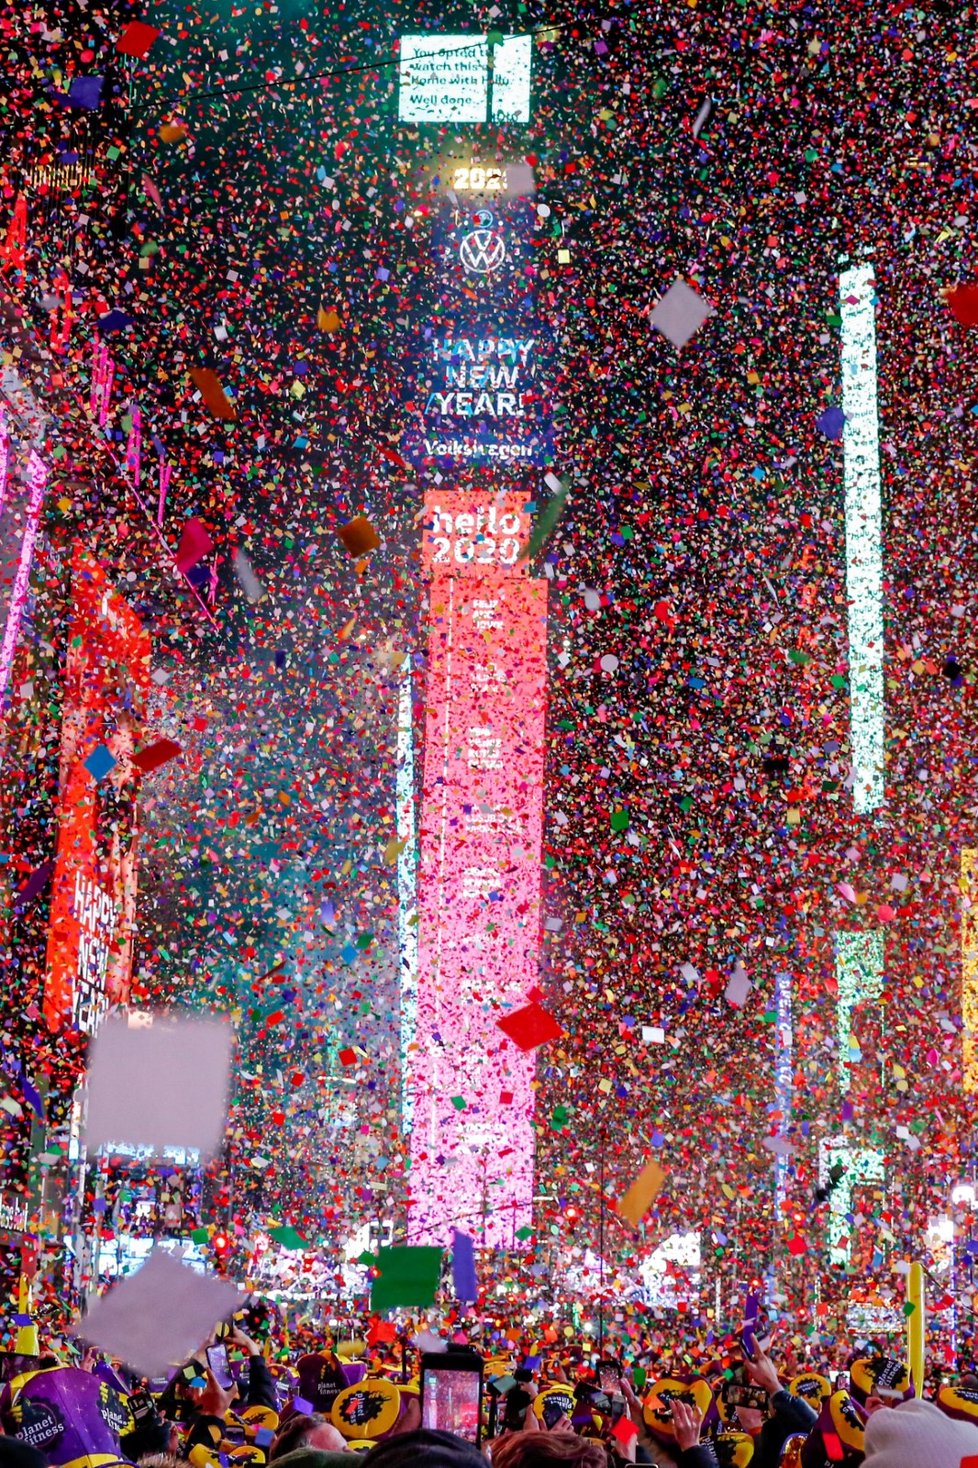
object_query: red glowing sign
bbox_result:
[409,501,548,1247]
[44,547,151,1035]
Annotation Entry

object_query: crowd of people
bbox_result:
[0,1302,977,1468]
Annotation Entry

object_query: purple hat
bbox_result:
[3,1367,132,1468]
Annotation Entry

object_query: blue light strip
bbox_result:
[396,656,419,1129]
[839,263,885,814]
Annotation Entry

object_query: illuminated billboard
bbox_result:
[44,547,151,1035]
[403,36,549,1245]
[402,197,554,469]
[0,411,49,704]
[419,490,534,575]
[408,524,548,1247]
[398,34,532,125]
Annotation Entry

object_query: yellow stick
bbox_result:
[907,1260,925,1396]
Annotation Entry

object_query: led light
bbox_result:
[408,569,548,1247]
[834,930,884,1091]
[840,263,885,814]
[397,33,532,125]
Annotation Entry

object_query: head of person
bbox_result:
[0,1438,49,1468]
[360,1429,487,1467]
[269,1453,351,1468]
[271,1416,347,1459]
[863,1396,978,1466]
[490,1437,607,1468]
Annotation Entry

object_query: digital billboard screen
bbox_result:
[398,34,531,125]
[43,546,151,1035]
[402,197,555,469]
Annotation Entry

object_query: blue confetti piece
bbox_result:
[68,75,103,110]
[817,405,845,440]
[84,745,117,781]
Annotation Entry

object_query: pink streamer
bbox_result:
[125,402,142,491]
[89,336,115,426]
[157,457,172,526]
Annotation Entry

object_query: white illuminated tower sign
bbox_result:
[839,263,885,814]
[398,36,550,1248]
[829,263,886,1268]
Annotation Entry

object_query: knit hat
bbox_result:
[0,1436,49,1468]
[864,1397,978,1467]
[270,1451,352,1468]
[361,1430,486,1467]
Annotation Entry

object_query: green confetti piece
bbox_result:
[520,484,570,561]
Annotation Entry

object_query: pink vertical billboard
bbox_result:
[408,489,548,1248]
[0,409,49,704]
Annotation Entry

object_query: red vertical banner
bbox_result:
[43,547,151,1035]
[408,490,548,1248]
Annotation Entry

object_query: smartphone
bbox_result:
[206,1343,234,1391]
[540,1390,576,1430]
[127,1389,160,1427]
[722,1381,769,1412]
[598,1359,622,1396]
[502,1368,534,1431]
[421,1352,484,1446]
[502,1387,532,1432]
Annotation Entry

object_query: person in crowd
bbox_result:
[269,1414,348,1459]
[0,1439,47,1468]
[742,1343,819,1466]
[490,1431,611,1466]
[620,1382,716,1467]
[267,1452,350,1468]
[359,1428,487,1466]
[13,1294,978,1468]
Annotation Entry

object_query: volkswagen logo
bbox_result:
[459,212,507,274]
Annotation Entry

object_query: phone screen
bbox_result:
[723,1381,769,1411]
[206,1343,234,1390]
[421,1365,483,1445]
[598,1359,622,1395]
